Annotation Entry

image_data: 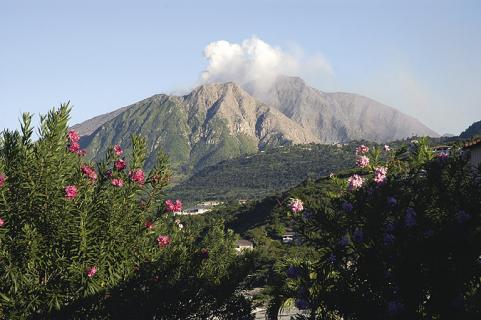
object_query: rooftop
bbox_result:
[463,138,481,149]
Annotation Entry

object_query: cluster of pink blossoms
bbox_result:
[289,198,304,213]
[65,185,78,199]
[111,178,124,187]
[81,165,97,181]
[356,155,370,168]
[157,235,171,248]
[355,144,369,155]
[129,169,145,185]
[348,174,364,191]
[0,217,5,227]
[113,144,123,156]
[114,159,126,171]
[67,130,86,156]
[165,199,183,212]
[86,266,97,278]
[374,166,388,185]
[0,174,6,188]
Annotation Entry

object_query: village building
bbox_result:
[463,139,481,168]
[175,200,223,215]
[282,231,297,244]
[432,145,451,157]
[236,239,254,252]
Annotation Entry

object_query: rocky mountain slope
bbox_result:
[74,76,437,175]
[245,75,438,142]
[79,82,316,174]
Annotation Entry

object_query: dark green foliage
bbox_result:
[460,120,481,139]
[168,144,356,205]
[0,105,254,319]
[267,140,481,319]
[79,95,259,178]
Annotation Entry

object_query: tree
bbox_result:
[0,104,254,319]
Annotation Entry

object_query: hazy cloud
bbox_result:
[200,36,333,89]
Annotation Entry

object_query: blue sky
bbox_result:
[1,0,480,135]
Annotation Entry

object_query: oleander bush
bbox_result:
[0,105,254,319]
[270,140,481,319]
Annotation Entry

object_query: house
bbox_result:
[282,231,296,244]
[236,239,253,252]
[432,145,451,157]
[175,201,223,215]
[463,139,481,168]
[175,206,210,215]
[197,200,223,207]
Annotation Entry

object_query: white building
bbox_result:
[236,239,254,252]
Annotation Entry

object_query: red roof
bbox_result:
[463,138,481,149]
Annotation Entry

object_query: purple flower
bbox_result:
[353,229,364,243]
[327,253,336,264]
[295,299,310,310]
[302,211,313,220]
[405,207,417,227]
[424,229,434,238]
[339,235,350,247]
[387,196,397,207]
[342,201,353,213]
[383,233,395,246]
[388,301,404,315]
[287,265,300,279]
[456,210,471,224]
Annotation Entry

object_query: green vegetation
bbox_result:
[460,120,481,139]
[0,105,254,319]
[79,94,260,180]
[168,144,357,205]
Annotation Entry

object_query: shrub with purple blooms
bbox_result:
[270,139,481,319]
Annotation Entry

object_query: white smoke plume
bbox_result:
[200,36,333,89]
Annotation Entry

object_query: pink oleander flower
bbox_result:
[289,198,304,213]
[157,235,171,248]
[356,155,370,168]
[348,174,364,191]
[0,218,4,227]
[165,199,183,212]
[383,145,391,152]
[68,130,80,143]
[144,219,154,230]
[86,266,97,278]
[114,159,126,171]
[76,149,87,157]
[0,174,6,188]
[68,142,80,153]
[113,144,123,156]
[65,185,78,199]
[81,165,97,181]
[129,169,145,185]
[355,144,369,155]
[374,166,388,185]
[111,178,124,187]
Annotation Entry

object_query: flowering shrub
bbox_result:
[271,140,481,319]
[0,105,254,319]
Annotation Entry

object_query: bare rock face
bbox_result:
[182,82,318,146]
[245,75,438,142]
